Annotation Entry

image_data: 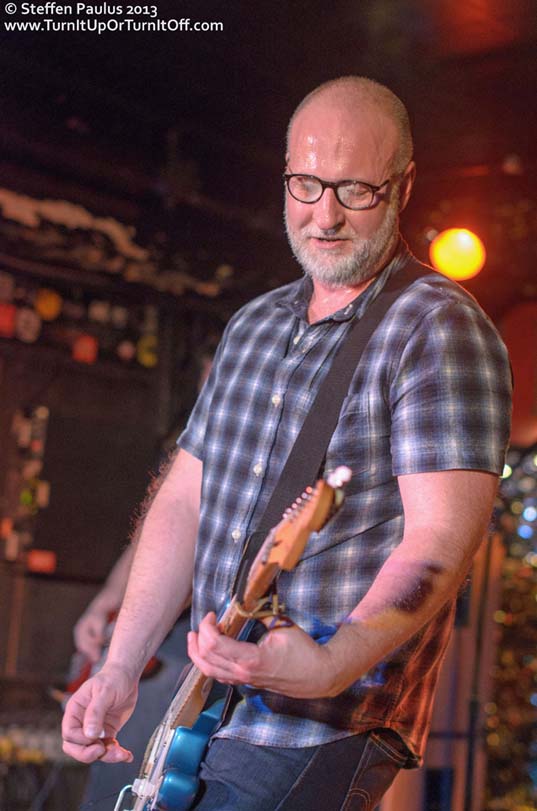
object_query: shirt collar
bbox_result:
[276,238,412,324]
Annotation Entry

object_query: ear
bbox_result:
[399,161,416,212]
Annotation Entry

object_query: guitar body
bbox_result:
[152,699,225,811]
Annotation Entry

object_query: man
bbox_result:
[62,77,512,810]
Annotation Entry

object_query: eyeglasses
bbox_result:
[284,172,390,211]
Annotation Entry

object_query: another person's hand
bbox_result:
[61,664,138,764]
[74,604,110,663]
[188,612,339,699]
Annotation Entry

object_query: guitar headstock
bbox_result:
[264,468,350,570]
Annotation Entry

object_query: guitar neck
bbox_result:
[169,559,281,728]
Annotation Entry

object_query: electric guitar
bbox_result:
[113,467,350,811]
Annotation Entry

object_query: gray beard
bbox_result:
[285,199,400,288]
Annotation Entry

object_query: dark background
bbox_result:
[0,0,536,674]
[1,0,537,317]
[0,5,536,808]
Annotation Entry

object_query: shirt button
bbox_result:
[253,463,263,476]
[271,394,281,406]
[232,529,242,542]
[293,334,301,345]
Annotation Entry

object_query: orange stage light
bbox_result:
[429,228,486,281]
[27,549,57,574]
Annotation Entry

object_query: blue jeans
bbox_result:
[193,729,407,811]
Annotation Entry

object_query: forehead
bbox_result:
[287,96,399,179]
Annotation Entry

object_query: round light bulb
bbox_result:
[429,228,486,280]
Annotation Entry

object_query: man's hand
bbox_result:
[73,605,110,663]
[187,612,339,699]
[62,664,138,764]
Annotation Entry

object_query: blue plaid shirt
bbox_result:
[179,245,511,762]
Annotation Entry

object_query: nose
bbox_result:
[311,187,346,232]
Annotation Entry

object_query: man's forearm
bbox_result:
[324,532,474,695]
[324,469,498,696]
[105,449,201,681]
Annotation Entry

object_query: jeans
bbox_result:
[193,729,407,811]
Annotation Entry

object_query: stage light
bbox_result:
[429,228,486,280]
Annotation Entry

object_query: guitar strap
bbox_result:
[235,254,431,601]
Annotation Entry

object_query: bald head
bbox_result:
[287,76,413,175]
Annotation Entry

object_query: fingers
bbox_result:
[62,736,107,764]
[188,613,261,685]
[188,629,239,682]
[62,691,106,748]
[81,692,113,740]
[62,735,133,765]
[61,692,114,764]
[61,669,137,765]
[188,613,337,699]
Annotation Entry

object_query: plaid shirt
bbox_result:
[179,245,511,762]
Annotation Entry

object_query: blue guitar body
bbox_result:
[152,699,225,811]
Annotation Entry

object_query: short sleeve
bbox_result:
[390,301,512,476]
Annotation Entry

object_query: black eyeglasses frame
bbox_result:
[283,172,390,211]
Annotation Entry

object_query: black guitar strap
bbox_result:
[235,255,431,602]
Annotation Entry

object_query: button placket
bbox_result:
[236,339,302,543]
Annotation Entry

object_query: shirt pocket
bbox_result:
[324,396,371,480]
[325,391,393,492]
